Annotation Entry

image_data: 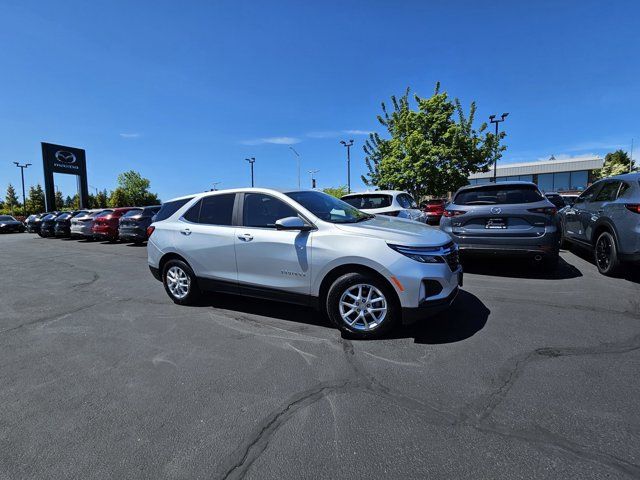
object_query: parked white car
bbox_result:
[147,188,461,339]
[341,190,427,223]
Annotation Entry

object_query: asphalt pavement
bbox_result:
[0,233,639,479]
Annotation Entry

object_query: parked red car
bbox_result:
[92,207,138,241]
[421,199,446,225]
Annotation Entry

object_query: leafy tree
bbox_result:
[5,184,20,214]
[322,186,349,198]
[95,189,109,208]
[362,83,504,198]
[64,195,73,209]
[109,188,128,207]
[54,190,65,210]
[27,184,46,213]
[115,170,160,206]
[597,150,635,178]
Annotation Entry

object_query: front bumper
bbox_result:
[402,286,460,324]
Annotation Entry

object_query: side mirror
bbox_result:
[275,216,313,231]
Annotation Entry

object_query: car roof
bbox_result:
[341,190,407,197]
[457,181,538,192]
[609,172,640,181]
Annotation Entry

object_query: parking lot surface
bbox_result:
[1,233,639,479]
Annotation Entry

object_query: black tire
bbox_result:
[162,259,201,305]
[594,231,621,276]
[325,272,400,339]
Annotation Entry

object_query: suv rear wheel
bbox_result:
[162,259,201,305]
[326,273,399,339]
[594,231,621,276]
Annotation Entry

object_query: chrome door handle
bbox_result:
[238,233,253,242]
[180,228,191,236]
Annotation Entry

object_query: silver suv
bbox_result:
[341,190,427,223]
[147,189,462,338]
[559,172,640,275]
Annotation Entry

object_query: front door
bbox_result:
[565,183,602,242]
[235,192,312,303]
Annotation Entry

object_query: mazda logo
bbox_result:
[55,150,76,164]
[490,207,502,214]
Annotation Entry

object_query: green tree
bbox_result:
[95,189,109,208]
[54,190,64,210]
[115,170,160,206]
[109,188,128,207]
[597,150,635,178]
[5,184,20,214]
[362,83,504,198]
[27,184,46,214]
[322,186,349,198]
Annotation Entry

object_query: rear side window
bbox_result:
[396,193,417,208]
[154,197,193,222]
[342,194,392,209]
[243,193,297,228]
[184,194,235,225]
[594,181,621,202]
[454,185,544,205]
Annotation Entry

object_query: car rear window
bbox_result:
[154,197,194,222]
[455,185,544,205]
[122,208,143,218]
[142,206,160,216]
[95,210,114,218]
[342,194,392,209]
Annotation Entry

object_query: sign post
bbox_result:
[41,142,89,211]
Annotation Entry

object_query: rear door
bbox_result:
[235,192,312,302]
[172,193,239,291]
[450,185,553,239]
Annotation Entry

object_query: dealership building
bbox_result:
[468,156,604,193]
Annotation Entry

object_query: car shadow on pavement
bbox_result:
[564,245,640,284]
[196,289,489,345]
[460,255,582,280]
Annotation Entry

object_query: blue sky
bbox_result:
[1,0,638,202]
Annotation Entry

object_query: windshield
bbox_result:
[286,191,373,223]
[342,194,391,209]
[454,185,544,205]
[123,208,143,218]
[0,215,16,221]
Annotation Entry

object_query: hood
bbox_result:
[334,215,452,246]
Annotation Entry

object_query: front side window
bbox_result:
[396,193,417,208]
[577,183,602,203]
[195,194,235,225]
[454,185,544,205]
[341,194,392,209]
[286,191,372,223]
[594,181,621,202]
[243,193,297,228]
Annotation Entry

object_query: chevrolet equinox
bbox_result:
[147,189,462,339]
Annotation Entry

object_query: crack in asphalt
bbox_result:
[215,326,640,480]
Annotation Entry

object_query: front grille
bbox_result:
[442,242,460,271]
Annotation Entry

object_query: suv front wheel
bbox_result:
[594,231,621,276]
[162,259,201,305]
[326,273,399,339]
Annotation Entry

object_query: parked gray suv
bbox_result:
[147,188,462,339]
[440,182,560,270]
[559,172,640,275]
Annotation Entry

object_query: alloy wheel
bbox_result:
[338,284,388,331]
[166,266,191,299]
[596,235,612,271]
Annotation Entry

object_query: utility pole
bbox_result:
[489,113,509,182]
[340,139,354,193]
[288,146,301,189]
[308,169,319,189]
[630,138,635,173]
[245,157,255,187]
[13,162,31,217]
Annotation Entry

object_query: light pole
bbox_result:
[489,113,509,182]
[308,169,319,189]
[340,139,354,193]
[245,157,255,187]
[13,162,31,216]
[288,146,301,189]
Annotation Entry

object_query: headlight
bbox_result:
[388,244,445,264]
[0,224,6,227]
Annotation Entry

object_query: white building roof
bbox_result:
[469,156,604,179]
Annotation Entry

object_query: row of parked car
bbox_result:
[22,206,160,243]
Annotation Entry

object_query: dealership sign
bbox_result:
[41,142,90,210]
